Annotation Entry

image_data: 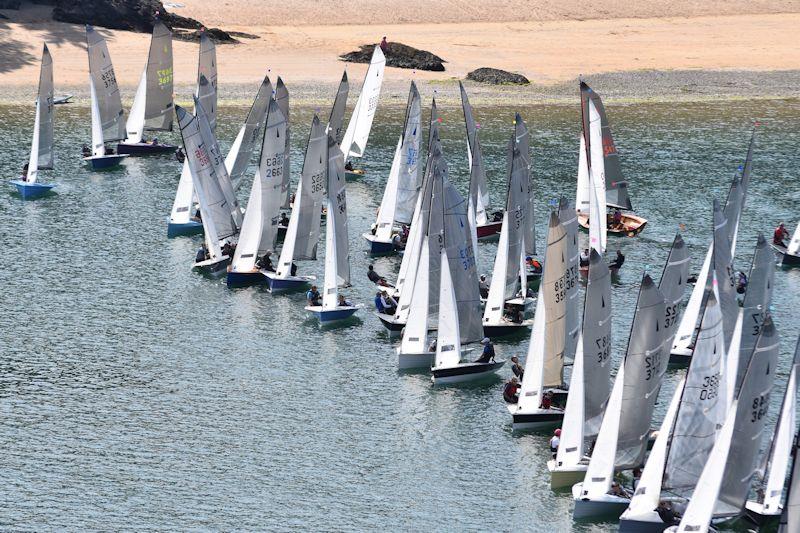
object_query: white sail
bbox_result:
[374,137,402,241]
[673,245,713,354]
[89,78,106,157]
[554,326,585,469]
[460,81,490,227]
[275,77,291,208]
[26,96,41,182]
[518,287,546,411]
[659,234,691,349]
[395,82,422,223]
[340,46,385,160]
[483,210,512,325]
[399,240,430,354]
[225,76,272,190]
[257,99,287,254]
[125,72,147,143]
[196,34,217,131]
[28,43,54,181]
[779,431,800,532]
[788,222,800,256]
[575,135,589,214]
[559,197,581,363]
[587,98,606,254]
[321,198,339,310]
[327,135,350,286]
[230,177,263,272]
[434,250,462,369]
[86,25,125,143]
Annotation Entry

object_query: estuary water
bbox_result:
[0,96,798,531]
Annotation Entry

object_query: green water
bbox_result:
[0,96,798,531]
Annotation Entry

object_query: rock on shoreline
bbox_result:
[340,42,445,72]
[467,68,530,85]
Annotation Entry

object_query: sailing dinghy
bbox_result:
[264,115,326,292]
[460,81,501,240]
[482,122,534,337]
[340,46,385,179]
[363,81,421,254]
[508,212,571,430]
[576,82,646,238]
[744,335,800,525]
[11,43,55,199]
[84,25,128,170]
[117,20,176,155]
[773,221,800,267]
[226,98,287,288]
[305,135,359,323]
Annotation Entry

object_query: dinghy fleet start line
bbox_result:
[8,21,800,533]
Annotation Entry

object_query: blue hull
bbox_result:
[85,154,127,170]
[365,238,396,255]
[117,142,177,156]
[167,220,203,238]
[10,180,54,199]
[226,270,268,288]
[266,276,311,293]
[309,307,359,323]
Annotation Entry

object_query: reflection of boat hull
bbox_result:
[345,168,366,180]
[477,220,503,240]
[305,305,359,323]
[167,219,203,238]
[226,270,268,288]
[572,484,631,520]
[507,405,564,431]
[117,141,177,155]
[431,360,505,385]
[771,243,800,267]
[362,232,396,255]
[192,256,230,277]
[578,212,647,237]
[547,459,588,489]
[10,180,55,199]
[84,154,128,170]
[263,272,315,293]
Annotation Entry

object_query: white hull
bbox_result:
[431,360,505,386]
[547,459,588,489]
[396,348,435,370]
[506,404,565,431]
[572,482,631,520]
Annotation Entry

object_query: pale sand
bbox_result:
[0,2,799,104]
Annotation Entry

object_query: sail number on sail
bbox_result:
[596,335,610,363]
[664,304,679,328]
[751,393,770,422]
[458,245,476,271]
[699,373,721,400]
[101,69,117,89]
[157,68,173,87]
[645,350,664,381]
[311,171,324,194]
[264,155,283,178]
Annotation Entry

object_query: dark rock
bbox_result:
[227,31,259,40]
[52,0,235,43]
[0,0,21,9]
[173,27,238,44]
[466,68,530,85]
[340,42,445,72]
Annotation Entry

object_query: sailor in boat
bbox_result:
[428,339,437,352]
[279,212,289,227]
[549,428,561,452]
[380,290,398,315]
[503,377,521,404]
[510,356,524,379]
[474,337,496,363]
[19,163,29,182]
[479,275,490,299]
[82,144,92,157]
[540,390,554,410]
[192,208,202,223]
[503,304,524,324]
[195,244,209,263]
[306,285,322,307]
[337,294,353,307]
[491,210,503,222]
[611,208,625,231]
[380,36,388,53]
[656,501,681,527]
[367,264,394,287]
[526,256,543,276]
[175,147,185,163]
[392,233,406,251]
[345,160,354,172]
[774,222,790,248]
[221,241,236,258]
[609,249,625,271]
[609,481,630,499]
[579,248,590,268]
[736,270,748,294]
[256,251,275,272]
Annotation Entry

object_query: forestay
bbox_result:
[340,46,385,161]
[86,25,125,142]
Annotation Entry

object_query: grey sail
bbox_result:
[712,199,739,355]
[426,144,445,325]
[500,134,528,300]
[616,274,668,470]
[442,165,483,344]
[515,114,536,257]
[229,76,273,189]
[37,43,54,169]
[293,115,326,260]
[663,290,726,494]
[582,249,613,436]
[559,197,581,363]
[275,77,291,209]
[196,33,217,131]
[659,233,691,348]
[143,20,173,131]
[327,134,350,286]
[194,95,242,229]
[327,71,349,146]
[542,211,568,388]
[257,99,287,253]
[86,25,126,142]
[715,315,780,517]
[740,129,755,195]
[735,233,774,396]
[395,81,422,224]
[779,429,800,532]
[460,81,490,225]
[176,105,237,242]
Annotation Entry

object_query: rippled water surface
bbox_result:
[1,95,799,531]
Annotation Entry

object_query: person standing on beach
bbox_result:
[380,36,388,53]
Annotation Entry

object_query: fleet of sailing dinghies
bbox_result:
[168,34,218,238]
[576,82,647,243]
[10,43,55,199]
[363,81,422,255]
[117,20,176,155]
[341,46,385,179]
[772,220,800,267]
[84,25,128,170]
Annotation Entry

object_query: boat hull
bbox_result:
[263,273,315,293]
[507,406,565,431]
[226,270,269,288]
[572,483,631,520]
[431,360,505,385]
[117,142,177,155]
[362,232,396,255]
[396,349,435,370]
[84,154,128,170]
[167,219,203,238]
[578,212,648,237]
[10,180,55,199]
[192,256,230,277]
[619,512,677,532]
[483,320,533,338]
[477,220,503,240]
[376,312,406,333]
[305,305,359,323]
[742,500,780,526]
[547,459,588,489]
[668,350,692,366]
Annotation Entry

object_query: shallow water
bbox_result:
[0,96,798,531]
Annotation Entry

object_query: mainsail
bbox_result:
[327,134,350,286]
[275,77,291,208]
[256,99,287,253]
[196,33,217,131]
[26,43,54,183]
[460,81,490,227]
[559,197,581,363]
[340,46,385,161]
[125,20,173,142]
[327,72,349,145]
[226,76,272,190]
[86,25,125,142]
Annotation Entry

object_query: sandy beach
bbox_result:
[0,1,799,103]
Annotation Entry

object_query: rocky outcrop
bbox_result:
[173,27,238,44]
[0,0,22,9]
[51,0,237,43]
[340,42,445,72]
[466,68,530,85]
